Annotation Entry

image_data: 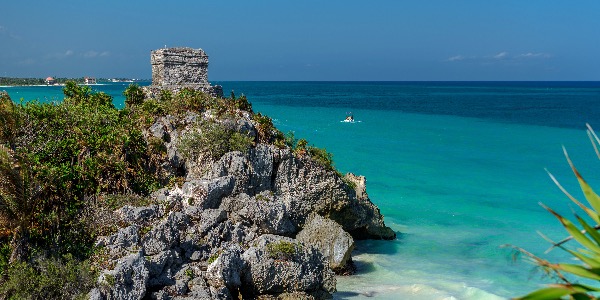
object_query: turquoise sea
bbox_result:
[4,81,600,299]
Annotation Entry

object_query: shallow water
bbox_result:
[5,81,600,299]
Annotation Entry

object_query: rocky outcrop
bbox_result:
[296,214,354,271]
[91,97,395,299]
[240,235,335,299]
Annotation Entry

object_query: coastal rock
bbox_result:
[206,144,274,195]
[181,176,235,209]
[96,225,140,258]
[116,205,160,226]
[142,212,188,256]
[98,250,149,300]
[206,245,244,292]
[240,234,336,299]
[273,149,396,240]
[296,214,354,271]
[220,192,296,236]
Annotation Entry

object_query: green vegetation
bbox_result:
[282,131,336,171]
[0,254,96,300]
[0,81,340,297]
[266,240,300,261]
[509,124,600,299]
[178,120,254,164]
[207,252,220,264]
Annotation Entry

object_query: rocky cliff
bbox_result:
[89,105,396,299]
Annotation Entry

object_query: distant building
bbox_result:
[84,77,97,84]
[45,77,55,85]
[145,47,222,97]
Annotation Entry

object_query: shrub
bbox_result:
[508,124,600,299]
[308,146,335,171]
[253,113,278,143]
[0,254,96,300]
[178,121,254,165]
[124,84,146,108]
[266,240,300,261]
[0,91,17,144]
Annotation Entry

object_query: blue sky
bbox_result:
[1,1,599,81]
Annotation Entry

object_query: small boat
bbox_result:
[342,112,355,123]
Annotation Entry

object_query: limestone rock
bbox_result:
[98,250,149,300]
[221,192,295,236]
[241,234,336,299]
[273,149,395,240]
[181,176,235,209]
[206,144,274,195]
[142,212,188,256]
[206,245,244,291]
[116,205,160,226]
[96,225,140,258]
[296,214,354,271]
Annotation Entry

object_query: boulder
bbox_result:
[296,214,354,271]
[96,225,140,258]
[273,149,395,240]
[205,144,274,195]
[142,212,188,256]
[220,192,295,236]
[241,234,336,299]
[206,245,244,292]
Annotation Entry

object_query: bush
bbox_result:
[253,113,279,143]
[0,254,96,300]
[178,121,254,165]
[123,84,146,108]
[308,146,335,171]
[266,240,300,261]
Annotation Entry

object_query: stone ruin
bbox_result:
[144,47,223,97]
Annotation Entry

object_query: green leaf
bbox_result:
[555,263,600,280]
[515,285,576,300]
[542,204,600,254]
[575,214,600,247]
[564,147,600,217]
[563,247,600,269]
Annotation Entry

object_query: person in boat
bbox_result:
[345,112,354,122]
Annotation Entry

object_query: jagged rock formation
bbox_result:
[89,111,395,299]
[88,48,395,300]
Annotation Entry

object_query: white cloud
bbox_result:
[65,50,74,56]
[84,50,98,58]
[84,50,110,58]
[517,52,551,59]
[446,55,465,62]
[493,52,508,59]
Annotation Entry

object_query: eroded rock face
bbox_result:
[96,250,149,300]
[240,235,336,299]
[92,106,395,299]
[296,214,354,271]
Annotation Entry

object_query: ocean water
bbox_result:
[4,81,600,299]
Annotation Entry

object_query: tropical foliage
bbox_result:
[509,124,600,300]
[0,82,342,298]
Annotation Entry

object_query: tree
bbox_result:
[124,84,146,108]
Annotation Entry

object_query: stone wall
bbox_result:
[146,47,222,97]
[151,47,209,86]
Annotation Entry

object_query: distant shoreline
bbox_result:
[0,83,112,88]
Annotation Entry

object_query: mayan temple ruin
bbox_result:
[145,47,222,97]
